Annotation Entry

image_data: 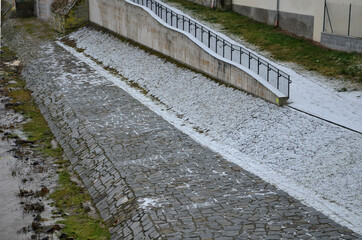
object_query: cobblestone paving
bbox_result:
[4,22,361,239]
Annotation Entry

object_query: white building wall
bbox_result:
[232,0,362,41]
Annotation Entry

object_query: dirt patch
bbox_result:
[1,20,110,239]
[0,47,65,239]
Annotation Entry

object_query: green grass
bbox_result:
[50,171,110,240]
[1,46,110,240]
[14,18,60,40]
[0,46,17,61]
[164,0,362,83]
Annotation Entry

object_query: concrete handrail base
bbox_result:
[89,0,288,105]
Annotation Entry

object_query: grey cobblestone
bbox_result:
[4,20,361,239]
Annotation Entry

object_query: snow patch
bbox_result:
[138,198,162,209]
[57,35,362,235]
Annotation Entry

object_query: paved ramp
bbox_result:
[17,41,360,239]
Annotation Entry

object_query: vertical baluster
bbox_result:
[239,49,242,64]
[188,18,191,33]
[231,45,233,61]
[183,16,185,30]
[216,36,218,54]
[171,12,173,27]
[195,23,197,37]
[222,39,225,58]
[288,75,291,98]
[248,52,251,69]
[208,30,211,48]
[201,26,203,43]
[176,14,178,28]
[277,69,280,89]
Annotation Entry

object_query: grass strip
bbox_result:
[1,46,110,240]
[164,0,362,83]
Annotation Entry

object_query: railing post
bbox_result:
[216,36,218,54]
[176,14,178,28]
[248,52,251,69]
[239,49,242,64]
[188,18,191,33]
[201,26,203,42]
[267,63,270,82]
[222,39,225,58]
[257,59,260,74]
[208,30,211,48]
[195,23,197,37]
[182,16,184,30]
[171,11,173,26]
[277,69,280,89]
[231,45,233,61]
[288,75,291,98]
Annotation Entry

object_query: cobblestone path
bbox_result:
[5,24,360,239]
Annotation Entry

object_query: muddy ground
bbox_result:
[0,53,64,239]
[1,16,110,239]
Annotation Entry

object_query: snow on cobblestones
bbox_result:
[67,27,362,233]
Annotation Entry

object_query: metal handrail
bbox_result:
[131,0,292,98]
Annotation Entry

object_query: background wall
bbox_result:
[231,0,362,42]
[187,0,232,10]
[36,0,54,20]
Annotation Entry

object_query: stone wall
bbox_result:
[321,32,362,53]
[51,0,89,33]
[89,0,287,105]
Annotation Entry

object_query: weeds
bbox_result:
[50,171,110,240]
[1,45,110,240]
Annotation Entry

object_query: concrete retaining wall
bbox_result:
[89,0,287,105]
[36,0,54,20]
[321,32,362,53]
[51,0,89,33]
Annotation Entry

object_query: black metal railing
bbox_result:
[130,0,292,98]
